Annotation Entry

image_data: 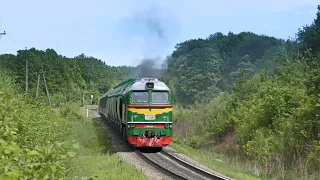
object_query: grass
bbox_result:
[66,106,147,180]
[77,105,259,179]
[168,142,262,180]
[169,141,320,180]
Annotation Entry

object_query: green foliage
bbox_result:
[163,31,285,105]
[1,4,320,179]
[0,72,145,179]
[16,104,74,149]
[0,140,76,180]
[297,5,320,56]
[0,50,134,106]
[0,70,77,179]
[172,55,320,178]
[173,92,232,148]
[59,102,84,121]
[170,6,320,179]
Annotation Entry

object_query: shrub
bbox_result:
[0,70,76,179]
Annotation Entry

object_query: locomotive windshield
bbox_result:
[131,91,148,103]
[152,91,169,103]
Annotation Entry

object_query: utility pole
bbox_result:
[0,31,6,38]
[42,68,51,106]
[82,93,85,107]
[0,31,5,58]
[36,71,40,98]
[25,47,28,92]
[35,67,52,107]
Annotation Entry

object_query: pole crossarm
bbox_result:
[0,31,6,37]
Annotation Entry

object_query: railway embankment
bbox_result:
[64,105,148,179]
[88,107,233,180]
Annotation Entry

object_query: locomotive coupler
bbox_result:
[145,130,155,138]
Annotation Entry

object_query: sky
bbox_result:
[0,0,319,67]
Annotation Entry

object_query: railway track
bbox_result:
[135,148,230,180]
[97,109,230,180]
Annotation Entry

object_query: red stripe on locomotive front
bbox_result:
[135,124,164,128]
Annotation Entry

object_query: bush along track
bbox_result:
[0,71,147,180]
[0,71,76,179]
[171,55,320,180]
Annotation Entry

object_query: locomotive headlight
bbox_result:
[169,124,172,128]
[165,123,169,128]
[130,124,135,128]
[145,82,154,89]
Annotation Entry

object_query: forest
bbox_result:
[1,5,319,180]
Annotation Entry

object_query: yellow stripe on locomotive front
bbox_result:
[127,108,172,115]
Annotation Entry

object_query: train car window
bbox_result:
[131,91,148,103]
[152,92,169,103]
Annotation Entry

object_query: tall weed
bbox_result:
[0,70,76,179]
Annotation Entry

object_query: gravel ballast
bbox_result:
[96,112,173,180]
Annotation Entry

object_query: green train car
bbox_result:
[98,77,174,147]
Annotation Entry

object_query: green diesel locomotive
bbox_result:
[98,77,174,147]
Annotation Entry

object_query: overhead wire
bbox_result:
[0,20,21,46]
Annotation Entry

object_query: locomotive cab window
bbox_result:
[131,91,148,103]
[152,91,169,103]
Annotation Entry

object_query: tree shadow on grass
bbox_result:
[91,116,135,153]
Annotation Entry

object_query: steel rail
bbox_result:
[161,149,230,180]
[136,148,231,180]
[135,149,187,180]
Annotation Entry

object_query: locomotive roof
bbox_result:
[99,77,170,99]
[127,77,170,91]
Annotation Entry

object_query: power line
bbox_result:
[0,22,20,44]
[7,34,19,45]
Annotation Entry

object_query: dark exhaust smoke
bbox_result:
[145,8,164,39]
[118,2,178,79]
[137,57,163,78]
[133,6,165,79]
